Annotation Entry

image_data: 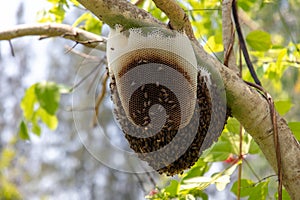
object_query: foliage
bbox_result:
[15,0,300,199]
[37,0,102,35]
[0,140,22,200]
[18,82,69,140]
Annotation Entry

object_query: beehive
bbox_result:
[107,27,227,175]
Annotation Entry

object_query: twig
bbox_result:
[244,159,261,181]
[267,93,282,200]
[64,45,101,61]
[71,63,101,92]
[8,40,15,57]
[93,72,109,126]
[237,121,243,200]
[244,80,282,200]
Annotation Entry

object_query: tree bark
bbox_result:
[1,0,299,198]
[0,23,106,51]
[76,0,300,198]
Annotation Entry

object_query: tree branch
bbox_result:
[222,0,239,72]
[75,0,300,198]
[76,0,165,30]
[151,0,196,42]
[1,0,298,198]
[0,23,107,51]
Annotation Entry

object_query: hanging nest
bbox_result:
[109,65,227,176]
[107,28,228,175]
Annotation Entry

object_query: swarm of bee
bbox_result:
[107,27,227,175]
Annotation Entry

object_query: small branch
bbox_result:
[8,40,15,56]
[64,45,101,61]
[152,0,196,42]
[0,23,107,51]
[222,0,239,72]
[93,72,109,126]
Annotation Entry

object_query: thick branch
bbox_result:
[0,23,106,51]
[77,0,165,30]
[1,0,298,198]
[152,0,196,41]
[75,0,300,198]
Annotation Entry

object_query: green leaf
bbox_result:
[246,30,272,51]
[275,188,291,200]
[185,194,195,200]
[248,181,269,200]
[57,84,72,94]
[203,35,223,53]
[225,118,240,134]
[19,120,30,140]
[0,148,15,169]
[36,108,58,130]
[69,0,79,6]
[181,159,209,181]
[73,13,102,35]
[85,15,102,35]
[231,179,254,197]
[201,141,232,162]
[49,4,65,23]
[73,12,91,27]
[32,122,41,136]
[274,100,292,115]
[248,138,260,154]
[20,84,37,120]
[35,82,60,115]
[231,179,269,200]
[164,180,179,196]
[288,122,300,140]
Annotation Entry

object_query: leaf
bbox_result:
[215,175,230,191]
[288,122,300,140]
[185,194,195,200]
[49,4,65,23]
[246,30,272,51]
[275,188,291,200]
[35,82,60,115]
[19,120,30,140]
[181,159,208,181]
[231,179,269,200]
[203,35,224,53]
[231,179,254,197]
[32,122,41,136]
[69,0,79,6]
[0,148,15,169]
[85,15,102,35]
[225,118,240,134]
[274,100,292,115]
[36,108,58,130]
[201,141,232,162]
[73,12,91,27]
[164,180,179,196]
[248,138,260,154]
[20,84,37,120]
[57,84,72,94]
[248,181,269,200]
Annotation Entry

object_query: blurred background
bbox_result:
[0,0,299,199]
